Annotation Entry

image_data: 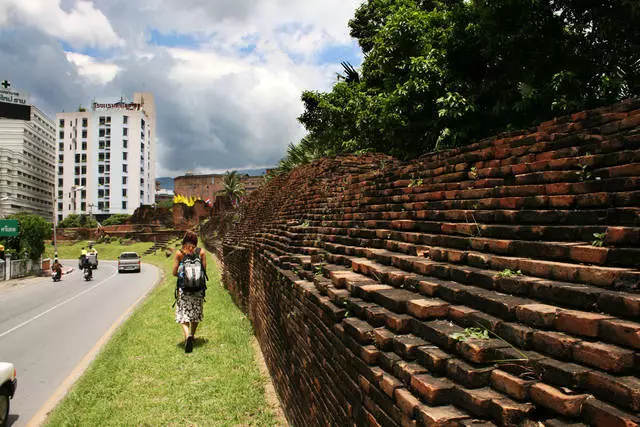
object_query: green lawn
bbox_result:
[44,241,281,426]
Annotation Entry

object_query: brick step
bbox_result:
[355,133,640,189]
[310,222,640,247]
[283,206,640,228]
[320,271,640,416]
[314,225,638,267]
[340,256,640,352]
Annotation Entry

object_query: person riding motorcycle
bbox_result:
[82,255,93,280]
[79,247,87,268]
[52,259,63,281]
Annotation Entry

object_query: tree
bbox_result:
[295,0,640,160]
[222,171,246,205]
[3,213,51,261]
[58,214,98,228]
[102,214,131,226]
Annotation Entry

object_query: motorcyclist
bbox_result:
[80,247,87,268]
[83,255,93,280]
[52,259,63,281]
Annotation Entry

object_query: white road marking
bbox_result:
[0,270,119,339]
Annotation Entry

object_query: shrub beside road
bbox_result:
[43,241,281,426]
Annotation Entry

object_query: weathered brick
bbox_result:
[406,298,449,319]
[585,371,640,412]
[395,362,428,387]
[490,369,536,402]
[457,339,509,364]
[386,312,414,333]
[343,317,375,345]
[393,335,429,360]
[451,386,504,418]
[414,346,451,375]
[535,358,589,389]
[416,404,470,426]
[555,310,613,337]
[529,383,589,417]
[532,330,581,360]
[600,319,640,350]
[410,373,455,405]
[515,304,559,328]
[380,373,403,398]
[372,328,396,351]
[582,396,640,427]
[573,341,635,373]
[496,322,536,348]
[394,388,421,418]
[490,398,535,426]
[446,359,493,389]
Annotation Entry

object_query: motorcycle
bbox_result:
[52,270,62,282]
[83,266,93,281]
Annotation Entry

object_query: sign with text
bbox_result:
[92,101,142,111]
[0,87,29,106]
[0,220,19,237]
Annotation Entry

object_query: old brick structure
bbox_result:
[174,172,263,202]
[210,99,640,426]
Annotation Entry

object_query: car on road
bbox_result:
[0,362,17,427]
[118,252,141,273]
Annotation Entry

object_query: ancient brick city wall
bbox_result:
[212,99,640,426]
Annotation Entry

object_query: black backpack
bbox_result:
[173,248,208,304]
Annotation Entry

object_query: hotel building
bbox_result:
[56,92,156,221]
[0,81,56,219]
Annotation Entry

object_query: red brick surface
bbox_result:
[208,99,640,426]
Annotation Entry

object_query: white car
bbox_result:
[0,362,17,427]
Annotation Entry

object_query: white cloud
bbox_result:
[65,51,120,84]
[0,0,122,48]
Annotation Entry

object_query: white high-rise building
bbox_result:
[56,92,156,221]
[0,84,56,219]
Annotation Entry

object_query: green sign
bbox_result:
[0,220,19,237]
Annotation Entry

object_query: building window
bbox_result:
[98,190,104,198]
[99,165,104,173]
[99,153,105,162]
[122,189,127,197]
[75,166,80,175]
[74,178,80,185]
[123,115,128,124]
[106,128,111,136]
[59,119,64,127]
[81,166,86,174]
[99,129,105,137]
[122,201,127,209]
[81,154,87,162]
[81,190,86,198]
[98,202,104,210]
[81,202,86,211]
[59,142,64,151]
[58,166,63,174]
[58,202,63,210]
[99,117,105,126]
[58,154,64,163]
[123,140,127,149]
[58,178,63,187]
[122,128,128,136]
[141,119,145,129]
[82,141,87,150]
[122,176,127,185]
[75,154,80,163]
[123,164,127,173]
[82,130,87,139]
[123,152,127,161]
[81,178,86,186]
[98,177,104,185]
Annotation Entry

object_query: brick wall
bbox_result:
[212,99,640,426]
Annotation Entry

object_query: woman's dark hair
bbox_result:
[182,231,198,246]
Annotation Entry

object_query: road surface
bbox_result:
[0,259,161,426]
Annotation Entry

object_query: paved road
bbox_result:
[0,260,161,426]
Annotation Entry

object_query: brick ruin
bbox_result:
[209,99,640,426]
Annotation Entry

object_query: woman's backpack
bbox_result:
[173,248,208,305]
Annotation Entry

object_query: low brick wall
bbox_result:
[212,99,640,426]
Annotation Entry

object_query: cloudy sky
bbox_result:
[0,0,363,176]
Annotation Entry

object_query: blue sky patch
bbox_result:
[316,40,362,66]
[147,29,201,49]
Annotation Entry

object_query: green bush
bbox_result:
[58,214,98,228]
[102,214,131,226]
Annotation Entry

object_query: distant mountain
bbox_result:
[156,177,174,191]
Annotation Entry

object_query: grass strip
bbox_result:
[44,241,280,426]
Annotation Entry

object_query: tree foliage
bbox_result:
[2,213,51,260]
[102,214,131,226]
[57,214,98,229]
[283,0,640,163]
[222,171,246,203]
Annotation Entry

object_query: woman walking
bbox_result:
[173,231,207,353]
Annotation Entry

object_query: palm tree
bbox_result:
[222,171,245,206]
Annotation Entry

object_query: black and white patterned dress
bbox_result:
[175,289,204,323]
